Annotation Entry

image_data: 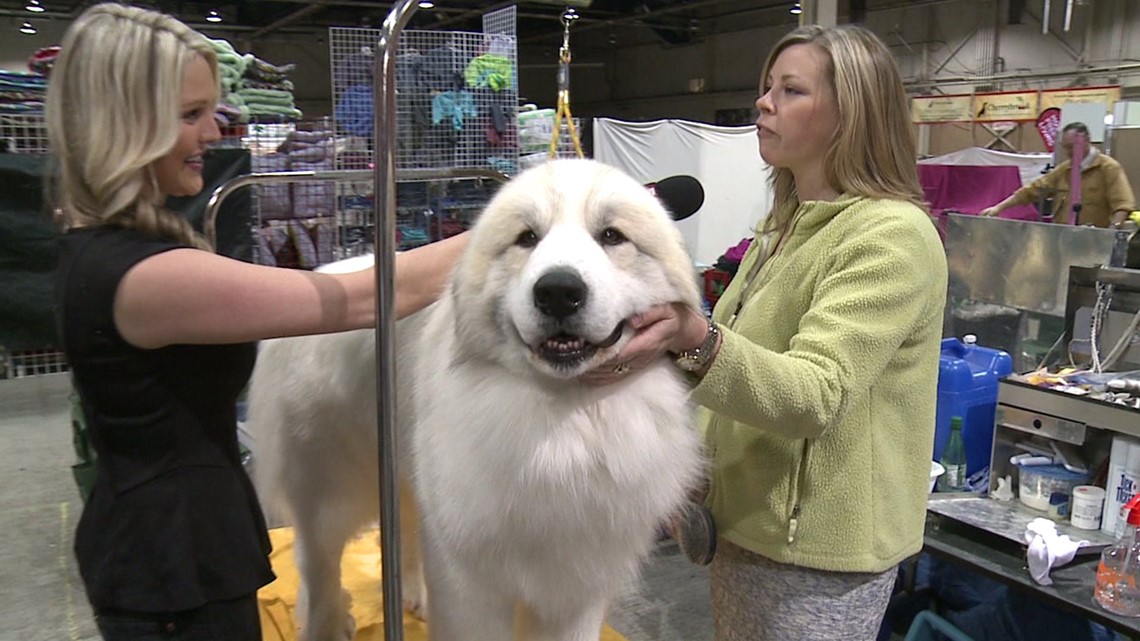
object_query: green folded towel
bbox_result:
[236,87,296,107]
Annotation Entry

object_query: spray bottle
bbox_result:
[1095,493,1140,616]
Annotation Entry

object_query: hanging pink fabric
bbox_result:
[917,164,1039,220]
[1068,131,1085,225]
[917,164,1040,241]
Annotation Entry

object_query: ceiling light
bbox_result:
[790,2,803,15]
[25,0,45,13]
[19,21,36,34]
[418,1,435,7]
[206,9,222,23]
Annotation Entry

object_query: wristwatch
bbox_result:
[673,320,720,372]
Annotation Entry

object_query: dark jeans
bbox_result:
[879,556,1123,641]
[94,594,260,641]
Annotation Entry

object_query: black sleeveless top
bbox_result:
[55,227,274,612]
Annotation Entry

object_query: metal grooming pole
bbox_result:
[372,6,415,636]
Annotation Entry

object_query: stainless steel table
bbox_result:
[924,509,1140,637]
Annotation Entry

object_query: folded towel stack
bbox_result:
[212,39,250,125]
[0,69,48,115]
[237,55,302,121]
[281,125,334,216]
[211,40,302,124]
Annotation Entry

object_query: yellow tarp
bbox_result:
[257,527,628,641]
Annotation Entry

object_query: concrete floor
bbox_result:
[0,373,715,641]
[0,373,98,641]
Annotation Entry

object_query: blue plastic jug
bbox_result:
[934,336,1013,477]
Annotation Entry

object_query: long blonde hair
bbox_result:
[46,3,218,250]
[760,24,924,235]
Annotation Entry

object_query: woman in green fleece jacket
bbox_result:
[595,25,948,640]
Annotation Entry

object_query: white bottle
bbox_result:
[1104,436,1140,537]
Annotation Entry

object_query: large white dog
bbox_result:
[247,158,705,641]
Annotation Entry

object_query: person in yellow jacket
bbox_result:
[980,121,1135,228]
[589,25,947,640]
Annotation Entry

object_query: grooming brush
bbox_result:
[673,502,717,566]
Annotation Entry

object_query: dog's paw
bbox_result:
[298,590,356,641]
[402,577,429,621]
[298,611,355,641]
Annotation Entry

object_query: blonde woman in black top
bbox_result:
[47,4,465,639]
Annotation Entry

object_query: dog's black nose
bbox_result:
[533,270,587,320]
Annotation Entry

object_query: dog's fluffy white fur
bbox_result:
[247,158,704,641]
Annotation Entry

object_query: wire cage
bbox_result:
[332,173,503,259]
[0,114,49,154]
[329,7,519,176]
[221,118,343,268]
[325,7,518,260]
[2,348,69,378]
[0,113,65,378]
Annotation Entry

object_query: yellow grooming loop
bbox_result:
[549,7,585,159]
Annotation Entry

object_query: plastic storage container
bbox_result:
[1018,463,1088,511]
[934,335,1013,476]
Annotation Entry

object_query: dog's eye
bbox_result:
[514,229,539,248]
[600,227,627,246]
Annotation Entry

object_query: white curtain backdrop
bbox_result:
[593,118,772,266]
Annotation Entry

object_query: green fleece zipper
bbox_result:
[787,440,812,545]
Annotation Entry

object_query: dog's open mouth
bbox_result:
[535,321,625,367]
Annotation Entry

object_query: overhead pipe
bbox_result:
[248,0,333,40]
[908,61,1140,88]
[1080,0,1094,64]
[934,28,980,75]
[519,0,728,43]
[571,60,1140,111]
[430,1,526,28]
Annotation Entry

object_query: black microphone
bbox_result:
[646,175,704,221]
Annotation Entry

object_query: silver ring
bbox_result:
[612,362,631,375]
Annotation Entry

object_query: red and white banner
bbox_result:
[1035,107,1062,152]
